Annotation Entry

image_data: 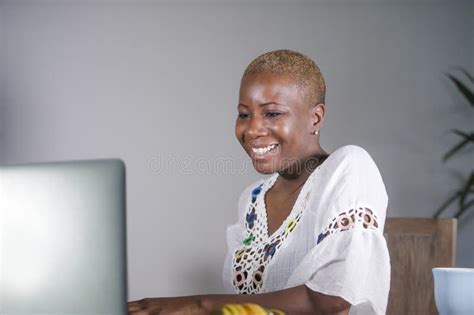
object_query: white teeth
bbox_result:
[252,144,278,155]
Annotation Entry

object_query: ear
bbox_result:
[310,103,325,130]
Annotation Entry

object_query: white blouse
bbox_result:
[222,145,390,315]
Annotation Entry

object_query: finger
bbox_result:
[144,304,162,315]
[128,299,146,307]
[128,306,161,315]
[159,307,182,315]
[128,300,147,314]
[128,304,143,312]
[161,304,207,315]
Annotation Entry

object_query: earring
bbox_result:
[312,130,319,135]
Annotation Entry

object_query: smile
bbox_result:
[251,144,279,156]
[252,144,278,158]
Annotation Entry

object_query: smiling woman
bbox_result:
[128,50,390,315]
[235,70,327,177]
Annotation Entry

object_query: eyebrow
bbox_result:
[238,102,288,108]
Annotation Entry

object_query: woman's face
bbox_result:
[235,73,323,175]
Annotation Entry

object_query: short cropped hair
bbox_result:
[242,49,326,105]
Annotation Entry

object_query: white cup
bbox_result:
[432,268,474,315]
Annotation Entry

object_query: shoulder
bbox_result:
[310,146,389,231]
[321,145,383,182]
[327,145,376,169]
[311,144,388,212]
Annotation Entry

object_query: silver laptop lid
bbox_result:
[0,159,127,315]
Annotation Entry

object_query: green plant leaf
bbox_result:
[434,191,461,218]
[446,74,474,106]
[458,173,474,208]
[459,180,472,208]
[435,69,474,220]
[453,67,474,83]
[435,172,474,218]
[454,199,474,219]
[451,129,474,140]
[443,137,472,162]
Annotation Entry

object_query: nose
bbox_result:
[246,116,268,139]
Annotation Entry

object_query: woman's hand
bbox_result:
[128,297,212,315]
[155,302,210,315]
[128,298,161,315]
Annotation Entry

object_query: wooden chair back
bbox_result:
[384,218,457,315]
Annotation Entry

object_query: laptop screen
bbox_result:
[0,159,127,315]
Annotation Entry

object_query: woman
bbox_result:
[129,50,390,315]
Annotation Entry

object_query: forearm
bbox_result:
[200,285,349,315]
[133,285,350,315]
[200,285,314,314]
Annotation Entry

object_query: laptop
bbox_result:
[0,159,127,315]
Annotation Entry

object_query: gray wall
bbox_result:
[1,0,472,300]
[0,4,4,164]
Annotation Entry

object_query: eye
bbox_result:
[265,112,282,118]
[237,113,250,119]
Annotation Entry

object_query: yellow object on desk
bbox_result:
[210,303,285,315]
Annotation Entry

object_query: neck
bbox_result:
[275,150,329,193]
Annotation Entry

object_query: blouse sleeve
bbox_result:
[286,146,390,315]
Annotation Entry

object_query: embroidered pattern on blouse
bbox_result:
[317,207,379,244]
[231,175,314,294]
